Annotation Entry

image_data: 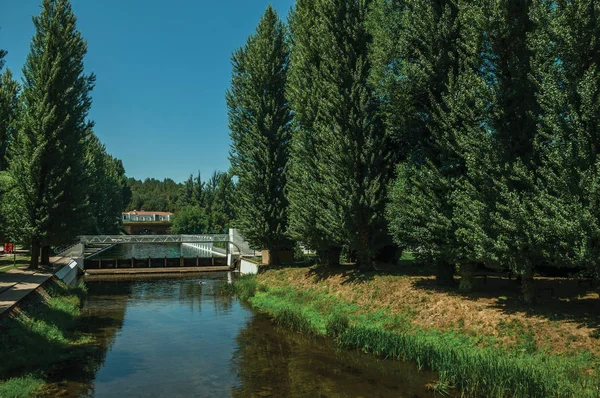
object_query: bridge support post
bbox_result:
[196,256,199,267]
[164,257,167,267]
[180,256,184,267]
[227,229,233,266]
[131,257,134,268]
[148,257,151,268]
[99,259,102,269]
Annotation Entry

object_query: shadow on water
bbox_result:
[51,274,446,397]
[231,313,441,398]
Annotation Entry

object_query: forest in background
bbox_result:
[126,171,236,234]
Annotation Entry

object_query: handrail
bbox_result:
[54,242,82,256]
[79,234,230,245]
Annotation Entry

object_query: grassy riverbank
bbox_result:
[232,264,600,397]
[0,253,31,273]
[0,279,89,397]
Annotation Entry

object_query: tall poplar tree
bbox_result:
[287,0,342,265]
[533,0,600,289]
[485,0,561,303]
[86,134,127,234]
[7,0,95,268]
[375,0,461,283]
[0,69,19,171]
[227,6,292,262]
[309,0,390,271]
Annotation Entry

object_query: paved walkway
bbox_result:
[0,267,54,315]
[0,256,71,316]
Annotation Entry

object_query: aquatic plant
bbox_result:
[231,274,258,301]
[326,312,349,337]
[236,276,600,398]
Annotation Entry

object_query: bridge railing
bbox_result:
[80,234,230,245]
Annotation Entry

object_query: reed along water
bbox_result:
[56,274,443,397]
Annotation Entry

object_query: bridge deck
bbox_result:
[80,234,230,244]
[85,266,233,275]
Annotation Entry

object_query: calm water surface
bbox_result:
[92,243,220,259]
[58,274,441,397]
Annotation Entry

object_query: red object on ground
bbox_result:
[8,244,14,253]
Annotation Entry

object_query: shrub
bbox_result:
[274,308,316,334]
[326,312,350,337]
[234,275,258,300]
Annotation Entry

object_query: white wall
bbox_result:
[55,260,79,285]
[240,258,259,275]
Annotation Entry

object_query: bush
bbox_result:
[326,312,349,337]
[234,275,258,301]
[274,308,316,334]
[0,375,44,398]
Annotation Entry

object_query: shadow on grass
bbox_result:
[411,273,600,334]
[267,259,600,337]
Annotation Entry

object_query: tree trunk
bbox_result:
[327,246,341,267]
[436,260,455,286]
[459,262,477,292]
[317,249,328,266]
[269,249,279,266]
[357,227,373,272]
[40,245,51,266]
[521,268,535,304]
[30,241,40,270]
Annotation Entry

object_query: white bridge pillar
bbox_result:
[227,229,233,266]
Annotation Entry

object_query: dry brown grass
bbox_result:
[255,263,600,357]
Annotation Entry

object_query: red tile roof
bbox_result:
[123,211,174,216]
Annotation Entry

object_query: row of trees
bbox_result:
[0,0,129,268]
[127,171,237,234]
[228,0,600,302]
[228,3,391,267]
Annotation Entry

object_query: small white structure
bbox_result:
[122,211,173,222]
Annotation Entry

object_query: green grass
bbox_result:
[0,280,89,397]
[0,375,45,398]
[233,276,600,398]
[0,254,31,273]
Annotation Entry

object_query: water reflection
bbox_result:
[92,243,221,259]
[231,314,439,398]
[56,275,440,397]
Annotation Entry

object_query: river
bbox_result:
[55,273,442,397]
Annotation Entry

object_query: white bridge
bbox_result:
[79,234,230,245]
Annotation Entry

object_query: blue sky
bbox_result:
[0,0,294,183]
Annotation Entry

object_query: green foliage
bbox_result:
[227,6,292,252]
[0,68,19,171]
[171,206,210,234]
[232,274,259,301]
[376,0,600,300]
[242,281,600,398]
[127,177,182,213]
[273,308,317,334]
[0,375,45,398]
[126,171,236,233]
[0,280,88,395]
[326,312,349,338]
[3,0,128,266]
[85,135,128,234]
[287,0,390,269]
[286,0,332,254]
